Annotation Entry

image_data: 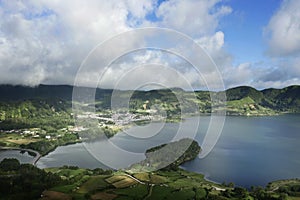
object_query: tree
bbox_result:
[0,158,20,171]
[233,187,248,198]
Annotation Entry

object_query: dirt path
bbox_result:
[124,173,146,185]
[123,173,154,199]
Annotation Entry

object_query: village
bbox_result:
[0,109,167,148]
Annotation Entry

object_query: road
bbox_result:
[123,173,145,185]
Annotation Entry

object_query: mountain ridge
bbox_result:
[0,84,299,99]
[0,84,299,115]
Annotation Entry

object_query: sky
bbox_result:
[0,0,300,90]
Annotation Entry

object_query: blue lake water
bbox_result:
[181,115,300,188]
[7,114,300,188]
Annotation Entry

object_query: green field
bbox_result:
[1,158,299,200]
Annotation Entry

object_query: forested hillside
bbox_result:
[0,84,299,124]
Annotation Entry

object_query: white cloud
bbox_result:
[0,0,235,89]
[196,31,232,69]
[4,0,297,90]
[254,78,300,90]
[197,31,224,51]
[222,63,254,88]
[265,0,300,56]
[156,0,232,37]
[97,50,201,90]
[0,0,139,86]
[259,0,300,88]
[222,59,300,90]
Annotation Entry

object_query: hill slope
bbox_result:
[0,85,299,118]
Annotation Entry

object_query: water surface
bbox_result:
[35,115,300,187]
[0,150,35,163]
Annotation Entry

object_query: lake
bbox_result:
[0,150,35,163]
[4,115,300,188]
[181,115,300,188]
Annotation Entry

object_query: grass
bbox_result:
[179,169,205,180]
[114,196,133,200]
[226,96,277,116]
[165,189,195,200]
[6,138,39,145]
[41,190,72,200]
[91,192,117,200]
[44,167,58,173]
[227,96,255,107]
[105,174,138,188]
[153,169,227,194]
[156,170,184,182]
[0,133,40,146]
[288,197,300,200]
[50,184,76,193]
[112,177,137,188]
[133,172,150,182]
[77,175,109,193]
[146,185,175,200]
[47,167,92,194]
[149,174,168,184]
[195,188,207,199]
[267,179,300,191]
[168,178,196,189]
[42,158,300,200]
[48,168,88,177]
[70,193,87,200]
[114,184,148,199]
[41,168,300,200]
[43,164,233,200]
[106,175,127,184]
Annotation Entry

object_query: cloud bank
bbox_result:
[0,0,299,89]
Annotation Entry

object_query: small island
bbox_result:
[129,138,201,172]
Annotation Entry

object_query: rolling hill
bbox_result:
[0,84,299,120]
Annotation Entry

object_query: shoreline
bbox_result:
[0,147,41,165]
[1,143,299,190]
[179,165,223,185]
[1,113,299,183]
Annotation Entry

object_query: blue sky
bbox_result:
[145,0,282,64]
[0,0,299,89]
[220,0,282,65]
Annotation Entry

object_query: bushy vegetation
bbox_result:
[0,99,73,131]
[20,133,78,155]
[142,138,201,170]
[1,158,299,200]
[0,158,63,200]
[1,85,299,123]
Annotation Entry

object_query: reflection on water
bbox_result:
[27,115,300,187]
[0,150,35,163]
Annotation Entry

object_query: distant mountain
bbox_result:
[226,86,264,102]
[0,85,74,101]
[261,85,300,112]
[0,84,299,116]
[226,85,300,114]
[0,84,114,101]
